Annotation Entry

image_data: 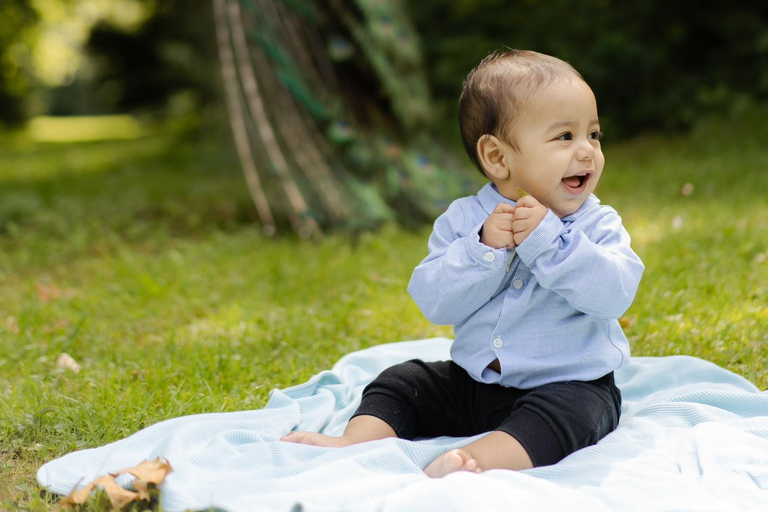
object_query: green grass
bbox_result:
[1,107,767,510]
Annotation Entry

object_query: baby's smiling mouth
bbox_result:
[562,172,592,193]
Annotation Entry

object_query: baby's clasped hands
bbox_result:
[480,190,548,273]
[510,194,548,247]
[480,202,516,250]
[480,192,548,250]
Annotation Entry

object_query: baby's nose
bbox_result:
[577,141,595,160]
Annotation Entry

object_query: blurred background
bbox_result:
[2,0,767,237]
[4,0,768,133]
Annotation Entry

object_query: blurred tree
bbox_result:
[213,0,475,237]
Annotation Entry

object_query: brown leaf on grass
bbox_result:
[93,475,140,510]
[111,457,173,484]
[131,479,151,501]
[60,478,95,507]
[60,475,138,510]
[60,458,171,509]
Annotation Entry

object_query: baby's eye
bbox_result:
[556,132,573,141]
[589,131,604,141]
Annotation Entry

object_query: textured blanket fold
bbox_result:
[37,338,768,511]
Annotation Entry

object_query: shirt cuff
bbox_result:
[465,219,513,270]
[516,210,564,265]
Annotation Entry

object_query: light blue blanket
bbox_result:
[38,338,768,511]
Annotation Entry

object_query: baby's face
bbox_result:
[496,78,604,218]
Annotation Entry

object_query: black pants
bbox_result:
[351,360,622,467]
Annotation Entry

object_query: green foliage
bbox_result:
[410,0,768,142]
[0,0,219,122]
[0,0,37,124]
[1,107,768,509]
[73,0,219,116]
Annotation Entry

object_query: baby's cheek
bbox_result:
[595,150,606,172]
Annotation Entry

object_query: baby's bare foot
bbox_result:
[424,448,482,478]
[280,431,352,448]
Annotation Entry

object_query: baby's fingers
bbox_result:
[493,202,516,214]
[513,208,535,220]
[512,217,537,235]
[492,214,514,232]
[512,219,529,234]
[515,195,540,208]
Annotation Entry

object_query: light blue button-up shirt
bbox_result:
[408,183,645,389]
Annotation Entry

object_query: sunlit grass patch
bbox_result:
[27,115,143,143]
[0,136,170,185]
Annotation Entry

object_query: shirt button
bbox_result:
[492,336,503,349]
[512,278,524,289]
[483,252,496,262]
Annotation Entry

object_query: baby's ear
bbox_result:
[477,135,510,180]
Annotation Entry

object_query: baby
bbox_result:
[283,49,645,477]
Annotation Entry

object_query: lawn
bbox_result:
[1,107,767,510]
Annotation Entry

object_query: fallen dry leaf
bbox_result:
[60,458,171,509]
[93,475,140,510]
[56,353,82,373]
[60,475,138,510]
[131,478,151,501]
[60,478,94,507]
[111,457,173,484]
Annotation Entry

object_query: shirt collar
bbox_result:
[477,182,601,221]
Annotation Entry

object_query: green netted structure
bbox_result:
[213,0,475,237]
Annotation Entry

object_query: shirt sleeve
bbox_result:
[516,208,645,319]
[408,200,513,325]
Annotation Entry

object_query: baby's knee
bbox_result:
[498,375,621,467]
[365,359,430,396]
